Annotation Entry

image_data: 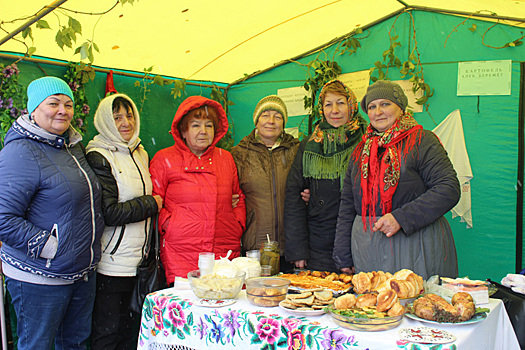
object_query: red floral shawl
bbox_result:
[354,113,423,229]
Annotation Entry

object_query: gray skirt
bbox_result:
[351,215,458,280]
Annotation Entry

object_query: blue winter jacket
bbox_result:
[0,115,104,280]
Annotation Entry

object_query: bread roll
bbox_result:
[387,302,405,317]
[352,272,372,294]
[356,293,378,308]
[451,292,474,305]
[390,279,409,298]
[376,289,398,312]
[334,293,356,310]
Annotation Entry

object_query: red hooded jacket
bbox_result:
[150,96,246,282]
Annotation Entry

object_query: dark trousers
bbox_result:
[91,274,138,350]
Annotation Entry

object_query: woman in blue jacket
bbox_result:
[0,76,104,349]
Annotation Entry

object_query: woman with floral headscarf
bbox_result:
[284,80,367,272]
[333,80,460,280]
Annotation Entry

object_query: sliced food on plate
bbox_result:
[279,289,335,315]
[280,270,352,292]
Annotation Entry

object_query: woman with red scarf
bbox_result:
[333,80,460,280]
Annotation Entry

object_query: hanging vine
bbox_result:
[444,11,524,49]
[302,57,342,134]
[210,85,235,151]
[0,62,26,147]
[369,11,434,114]
[134,66,187,113]
[64,62,95,135]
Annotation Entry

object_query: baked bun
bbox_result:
[376,289,398,312]
[387,302,405,317]
[455,300,476,322]
[393,269,413,280]
[390,279,410,298]
[334,293,356,310]
[356,293,378,308]
[451,292,474,305]
[352,272,372,294]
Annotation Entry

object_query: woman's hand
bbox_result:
[372,213,401,238]
[291,259,307,269]
[153,195,163,211]
[340,267,355,274]
[300,189,310,204]
[232,194,240,208]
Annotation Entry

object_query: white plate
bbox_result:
[404,311,487,325]
[288,286,350,297]
[194,298,237,308]
[278,300,326,316]
[399,326,456,344]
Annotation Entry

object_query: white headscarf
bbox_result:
[87,93,141,152]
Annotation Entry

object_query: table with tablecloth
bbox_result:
[137,288,520,350]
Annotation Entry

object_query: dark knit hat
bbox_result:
[27,76,74,115]
[253,95,288,126]
[361,80,408,113]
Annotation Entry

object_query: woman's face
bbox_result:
[182,117,215,156]
[114,105,135,141]
[31,94,73,135]
[323,92,350,128]
[256,110,284,144]
[366,99,403,132]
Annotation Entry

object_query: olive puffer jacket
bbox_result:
[231,130,299,254]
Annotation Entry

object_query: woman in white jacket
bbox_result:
[86,94,162,349]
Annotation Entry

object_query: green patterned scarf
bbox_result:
[302,79,366,189]
[303,116,365,188]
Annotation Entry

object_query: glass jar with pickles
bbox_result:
[260,241,280,276]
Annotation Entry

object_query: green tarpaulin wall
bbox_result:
[1,10,524,282]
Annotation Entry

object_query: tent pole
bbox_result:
[0,0,69,47]
[407,5,525,24]
[517,62,525,273]
[227,8,406,89]
[0,52,225,90]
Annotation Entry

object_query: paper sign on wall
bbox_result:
[457,60,511,96]
[392,80,424,113]
[277,86,310,117]
[337,70,371,102]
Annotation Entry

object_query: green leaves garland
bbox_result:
[0,62,27,147]
[303,59,342,134]
[64,62,95,135]
[211,85,235,151]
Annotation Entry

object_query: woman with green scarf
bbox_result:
[333,80,460,280]
[284,80,367,272]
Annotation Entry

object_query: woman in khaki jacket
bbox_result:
[231,95,299,272]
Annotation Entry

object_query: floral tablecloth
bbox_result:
[137,288,520,350]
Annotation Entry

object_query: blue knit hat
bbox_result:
[27,77,74,115]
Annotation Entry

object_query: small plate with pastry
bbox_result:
[405,292,489,325]
[279,290,335,316]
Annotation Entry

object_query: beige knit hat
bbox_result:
[253,95,288,126]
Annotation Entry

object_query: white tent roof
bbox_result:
[2,0,524,83]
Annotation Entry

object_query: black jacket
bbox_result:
[284,137,344,272]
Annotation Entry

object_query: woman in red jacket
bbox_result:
[150,96,246,284]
